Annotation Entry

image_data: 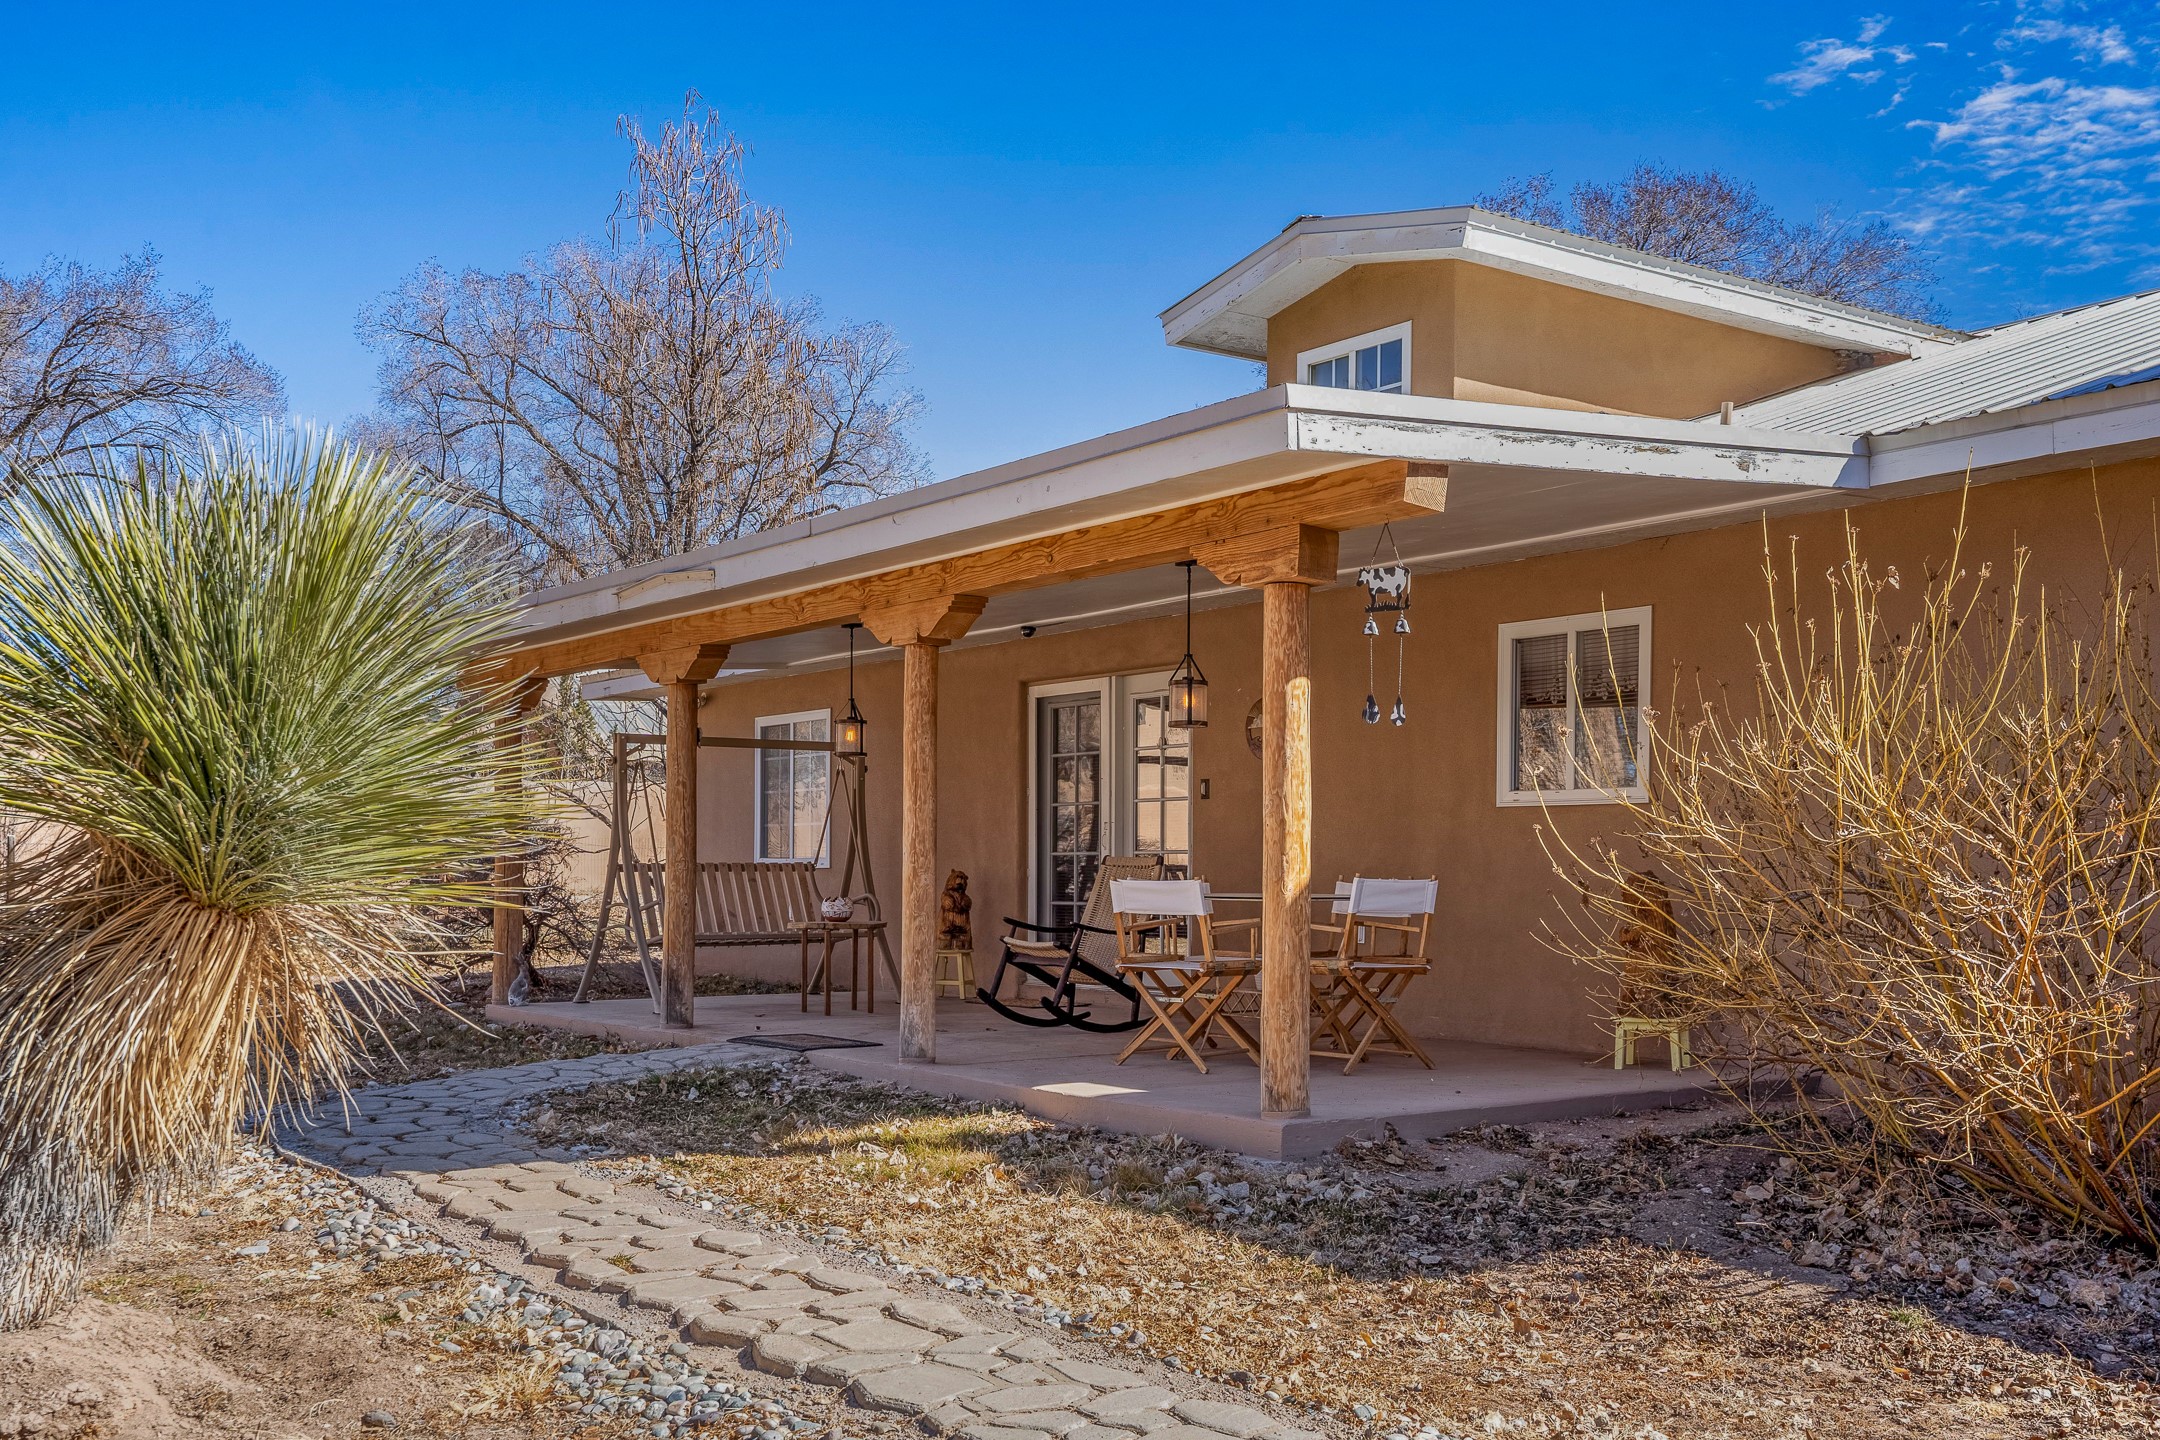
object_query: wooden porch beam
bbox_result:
[860,596,985,1063]
[1192,524,1340,588]
[478,461,1446,681]
[490,674,547,1007]
[859,593,990,649]
[638,643,730,1029]
[1199,523,1334,1119]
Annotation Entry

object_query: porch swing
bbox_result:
[572,727,892,1011]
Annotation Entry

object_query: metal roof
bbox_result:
[1729,289,2160,436]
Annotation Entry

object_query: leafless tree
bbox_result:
[360,96,927,585]
[1477,163,1936,321]
[0,251,284,481]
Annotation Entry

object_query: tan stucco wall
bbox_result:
[682,458,2158,1053]
[1264,260,1865,418]
[1264,262,1455,403]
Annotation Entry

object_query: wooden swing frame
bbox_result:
[573,729,893,1011]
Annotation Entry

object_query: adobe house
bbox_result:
[477,207,2160,1150]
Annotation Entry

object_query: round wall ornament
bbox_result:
[1245,699,1263,758]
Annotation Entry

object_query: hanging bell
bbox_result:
[1362,693,1381,725]
[1363,615,1379,637]
[1389,697,1407,726]
[1395,615,1411,635]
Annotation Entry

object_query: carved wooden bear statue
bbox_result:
[937,868,973,952]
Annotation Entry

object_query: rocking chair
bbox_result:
[976,854,1163,1032]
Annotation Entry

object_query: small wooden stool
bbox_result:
[1613,1017,1691,1070]
[934,948,975,1000]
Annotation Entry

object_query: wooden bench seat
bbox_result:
[624,859,831,946]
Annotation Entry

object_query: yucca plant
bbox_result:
[0,433,548,1328]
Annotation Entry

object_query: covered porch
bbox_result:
[485,991,1715,1159]
[473,385,1861,1134]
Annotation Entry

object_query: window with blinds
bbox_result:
[1497,609,1651,803]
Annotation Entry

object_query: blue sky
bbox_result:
[5,1,2156,479]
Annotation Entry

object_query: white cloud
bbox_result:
[1999,18,2139,65]
[1770,4,2160,280]
[1921,76,2160,180]
[1771,16,1916,95]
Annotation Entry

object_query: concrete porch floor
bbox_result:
[486,993,1716,1159]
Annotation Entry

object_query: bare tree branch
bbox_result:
[358,96,928,586]
[0,251,284,483]
[1477,163,1938,322]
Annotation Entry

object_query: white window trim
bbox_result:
[754,707,832,865]
[1295,321,1412,393]
[1495,606,1652,808]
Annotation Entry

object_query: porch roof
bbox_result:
[505,384,1867,681]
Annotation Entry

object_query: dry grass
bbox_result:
[543,1063,2160,1439]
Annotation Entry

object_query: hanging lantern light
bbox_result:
[1168,559,1209,729]
[836,621,869,757]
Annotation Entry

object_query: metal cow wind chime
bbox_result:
[1358,525,1412,726]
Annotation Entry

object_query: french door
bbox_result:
[1030,672,1192,928]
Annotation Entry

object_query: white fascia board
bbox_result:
[1159,208,1959,362]
[1285,387,1868,490]
[1866,380,2160,489]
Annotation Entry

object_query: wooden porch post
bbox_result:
[638,643,731,1029]
[490,676,547,1006]
[1196,525,1339,1120]
[864,595,987,1063]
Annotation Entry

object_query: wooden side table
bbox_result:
[798,920,887,1016]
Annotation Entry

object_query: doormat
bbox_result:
[728,1033,883,1052]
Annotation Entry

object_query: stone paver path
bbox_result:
[279,1043,1321,1440]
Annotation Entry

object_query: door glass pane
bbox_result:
[1135,696,1164,750]
[1130,688,1191,877]
[1041,694,1103,929]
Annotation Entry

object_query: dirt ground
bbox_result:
[542,1061,2160,1440]
[0,1163,577,1440]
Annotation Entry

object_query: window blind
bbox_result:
[1574,624,1640,707]
[1514,633,1569,709]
